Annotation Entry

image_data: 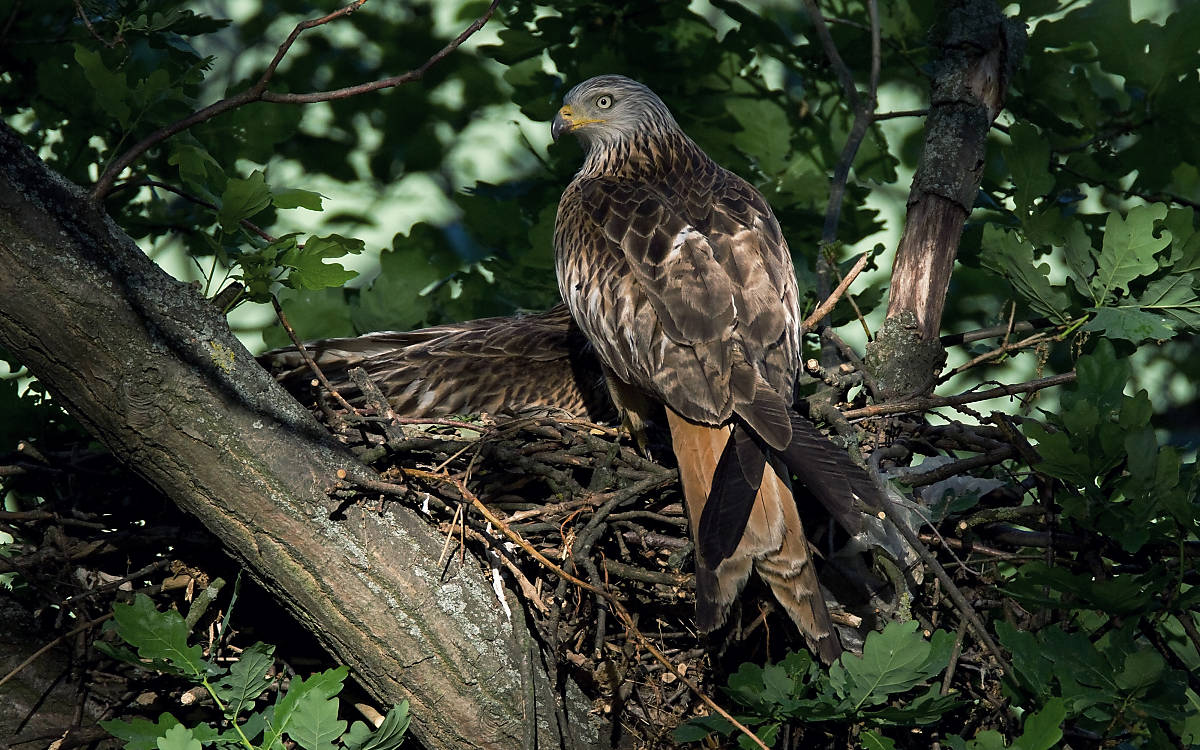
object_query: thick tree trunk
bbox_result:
[866,0,1025,398]
[0,124,599,750]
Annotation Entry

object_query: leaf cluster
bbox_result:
[675,622,958,748]
[97,594,409,750]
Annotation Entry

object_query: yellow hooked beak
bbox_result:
[551,105,605,141]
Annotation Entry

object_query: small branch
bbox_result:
[602,559,692,588]
[0,613,113,692]
[61,559,172,606]
[870,472,1017,687]
[0,509,106,528]
[112,179,277,243]
[1057,163,1200,210]
[892,447,1016,488]
[939,318,1054,347]
[802,0,860,111]
[938,328,1064,384]
[92,0,501,200]
[941,619,969,696]
[269,294,358,414]
[71,0,116,47]
[802,251,873,331]
[875,108,928,121]
[804,0,879,368]
[842,372,1076,421]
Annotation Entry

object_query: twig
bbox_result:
[110,179,277,243]
[939,319,1054,347]
[804,0,880,368]
[941,619,969,696]
[0,510,104,529]
[842,372,1076,420]
[61,559,172,606]
[456,523,550,614]
[92,0,501,199]
[1057,163,1200,210]
[892,447,1016,487]
[937,330,1056,384]
[0,613,113,692]
[802,0,860,111]
[602,559,692,588]
[71,0,115,47]
[802,251,873,331]
[269,294,358,413]
[875,108,928,121]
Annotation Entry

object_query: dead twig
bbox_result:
[270,295,358,414]
[0,613,113,692]
[842,372,1076,421]
[802,250,874,331]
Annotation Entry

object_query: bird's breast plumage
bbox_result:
[555,130,800,438]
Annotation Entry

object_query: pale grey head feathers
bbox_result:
[551,75,679,149]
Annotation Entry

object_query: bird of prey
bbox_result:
[259,304,615,422]
[553,75,880,663]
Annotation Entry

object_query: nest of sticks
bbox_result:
[301,365,1018,747]
[0,345,1097,748]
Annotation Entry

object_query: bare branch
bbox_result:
[803,250,873,331]
[92,0,501,200]
[270,294,359,414]
[842,371,1076,421]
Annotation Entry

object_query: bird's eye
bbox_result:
[596,95,613,109]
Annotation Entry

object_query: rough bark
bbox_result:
[0,123,599,750]
[866,0,1025,398]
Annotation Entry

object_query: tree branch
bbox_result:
[91,0,500,200]
[842,372,1076,420]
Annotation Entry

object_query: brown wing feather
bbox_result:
[556,169,798,450]
[259,304,615,421]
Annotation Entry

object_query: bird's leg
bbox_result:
[603,372,655,457]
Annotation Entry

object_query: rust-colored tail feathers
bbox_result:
[665,410,842,664]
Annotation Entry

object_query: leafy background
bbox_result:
[2,0,1199,747]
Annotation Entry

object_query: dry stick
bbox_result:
[941,619,969,696]
[802,250,873,331]
[61,559,172,606]
[92,0,501,199]
[939,318,1054,347]
[0,613,113,692]
[875,108,928,121]
[71,0,114,47]
[269,294,358,414]
[456,524,550,615]
[892,447,1016,488]
[937,331,1055,383]
[870,472,1018,690]
[390,467,772,750]
[842,371,1076,421]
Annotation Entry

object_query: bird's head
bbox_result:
[551,75,678,149]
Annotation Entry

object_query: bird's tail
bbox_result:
[665,409,841,663]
